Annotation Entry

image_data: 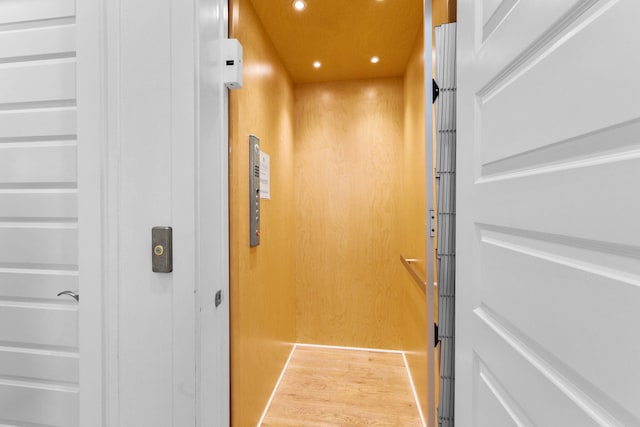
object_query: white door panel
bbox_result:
[0,59,75,105]
[458,0,640,426]
[0,190,77,218]
[480,1,640,165]
[0,270,77,300]
[0,304,76,348]
[0,383,77,427]
[0,143,76,184]
[480,119,640,180]
[0,0,75,25]
[0,108,76,140]
[482,0,504,26]
[0,5,79,426]
[0,227,77,266]
[0,24,75,60]
[0,347,77,383]
[474,318,612,427]
[476,161,640,245]
[478,0,583,68]
[480,230,640,413]
[476,380,522,427]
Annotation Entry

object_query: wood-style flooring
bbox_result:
[260,345,424,426]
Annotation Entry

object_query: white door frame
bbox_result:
[194,0,231,424]
[77,0,108,425]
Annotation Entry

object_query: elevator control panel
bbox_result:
[249,135,260,247]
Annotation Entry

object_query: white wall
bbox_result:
[196,0,231,425]
[97,0,229,425]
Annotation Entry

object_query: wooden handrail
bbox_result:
[399,255,426,293]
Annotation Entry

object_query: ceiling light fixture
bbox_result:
[370,56,380,64]
[313,61,321,68]
[293,0,306,11]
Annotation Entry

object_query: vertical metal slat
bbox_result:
[435,22,457,427]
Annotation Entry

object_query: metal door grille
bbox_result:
[435,22,457,427]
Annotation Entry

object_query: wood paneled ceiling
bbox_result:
[249,0,424,83]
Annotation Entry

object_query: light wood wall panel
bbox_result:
[400,24,430,419]
[294,78,405,350]
[229,0,296,425]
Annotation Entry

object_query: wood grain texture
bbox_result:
[229,1,297,425]
[294,78,405,350]
[261,346,422,426]
[249,0,423,83]
[400,24,430,421]
[401,1,456,417]
[401,25,428,284]
[433,0,458,35]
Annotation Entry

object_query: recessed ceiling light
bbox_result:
[370,56,380,64]
[313,61,321,68]
[293,0,306,11]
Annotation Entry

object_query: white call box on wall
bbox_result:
[223,39,243,89]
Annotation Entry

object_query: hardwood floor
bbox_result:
[260,345,424,426]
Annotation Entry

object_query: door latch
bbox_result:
[429,210,436,237]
